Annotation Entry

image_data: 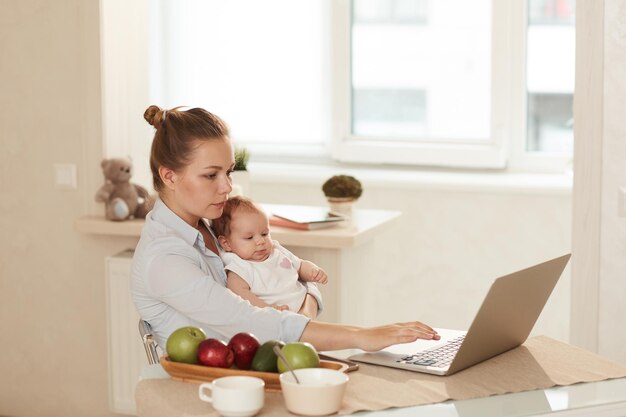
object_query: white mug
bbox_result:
[198,376,265,417]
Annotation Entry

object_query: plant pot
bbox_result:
[231,170,250,196]
[326,197,356,217]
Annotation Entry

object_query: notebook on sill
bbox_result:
[349,253,571,376]
[262,204,346,231]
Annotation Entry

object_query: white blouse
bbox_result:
[131,199,321,348]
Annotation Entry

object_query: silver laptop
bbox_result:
[349,254,571,376]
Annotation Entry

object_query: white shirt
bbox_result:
[131,199,321,348]
[222,241,308,312]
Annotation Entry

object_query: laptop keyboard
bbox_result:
[396,335,466,368]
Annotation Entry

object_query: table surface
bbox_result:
[363,377,626,417]
[140,355,626,417]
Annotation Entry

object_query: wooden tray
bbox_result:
[160,356,350,391]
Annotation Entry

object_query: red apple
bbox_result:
[227,332,261,370]
[197,338,234,368]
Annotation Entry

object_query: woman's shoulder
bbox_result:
[134,222,201,272]
[144,200,203,246]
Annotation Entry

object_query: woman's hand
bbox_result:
[354,321,440,352]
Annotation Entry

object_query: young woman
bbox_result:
[131,105,440,350]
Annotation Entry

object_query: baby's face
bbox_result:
[224,209,274,261]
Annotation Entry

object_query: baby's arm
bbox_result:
[226,271,289,311]
[298,260,328,284]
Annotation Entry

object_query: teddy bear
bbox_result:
[95,157,155,221]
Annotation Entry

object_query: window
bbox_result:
[337,0,575,170]
[508,0,575,171]
[105,0,575,176]
[149,0,332,157]
[341,0,499,168]
[526,0,575,154]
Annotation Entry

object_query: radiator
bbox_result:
[105,250,147,415]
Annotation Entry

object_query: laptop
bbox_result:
[349,254,571,376]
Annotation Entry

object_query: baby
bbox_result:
[212,196,328,317]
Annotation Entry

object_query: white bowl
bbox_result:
[279,368,349,416]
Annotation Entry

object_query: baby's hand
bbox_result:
[309,267,328,285]
[271,304,289,311]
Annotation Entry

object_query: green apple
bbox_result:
[277,342,320,373]
[251,340,285,372]
[166,326,206,364]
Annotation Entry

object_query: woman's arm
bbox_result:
[142,249,308,343]
[300,320,440,352]
[138,239,437,351]
[297,294,319,319]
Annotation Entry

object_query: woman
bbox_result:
[131,105,440,351]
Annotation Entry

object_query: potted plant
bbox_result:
[322,174,363,216]
[234,146,250,171]
[231,146,250,196]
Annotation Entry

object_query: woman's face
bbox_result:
[165,137,235,226]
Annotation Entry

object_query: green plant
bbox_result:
[322,175,363,199]
[234,146,250,171]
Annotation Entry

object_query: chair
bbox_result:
[138,319,160,365]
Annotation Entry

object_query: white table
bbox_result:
[364,378,626,416]
[140,363,626,417]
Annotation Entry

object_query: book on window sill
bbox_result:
[263,204,346,231]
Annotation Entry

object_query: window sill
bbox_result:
[247,162,573,196]
[75,208,401,248]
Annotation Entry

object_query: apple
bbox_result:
[251,340,286,372]
[165,326,206,364]
[197,338,235,368]
[227,332,261,370]
[277,342,320,373]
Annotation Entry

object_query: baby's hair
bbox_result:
[212,196,265,237]
[143,105,230,192]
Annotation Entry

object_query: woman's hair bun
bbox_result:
[144,105,163,127]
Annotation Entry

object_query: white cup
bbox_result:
[198,376,265,417]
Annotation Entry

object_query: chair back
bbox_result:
[138,319,160,365]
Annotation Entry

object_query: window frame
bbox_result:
[331,0,511,169]
[100,0,574,178]
[330,0,572,172]
[508,1,574,173]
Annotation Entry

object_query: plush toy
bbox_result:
[95,158,155,221]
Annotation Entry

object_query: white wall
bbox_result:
[597,0,626,363]
[249,173,572,341]
[0,1,130,416]
[571,0,626,365]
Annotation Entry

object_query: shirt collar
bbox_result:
[151,198,201,247]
